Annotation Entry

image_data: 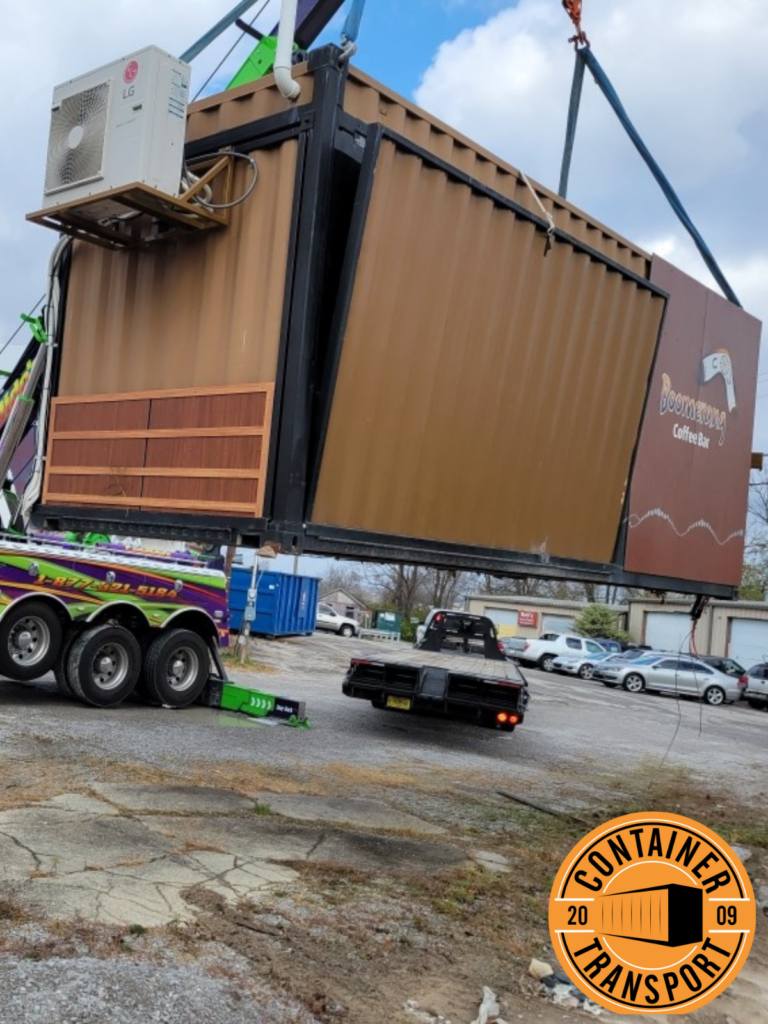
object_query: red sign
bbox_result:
[626,257,761,587]
[518,610,538,628]
[123,60,139,84]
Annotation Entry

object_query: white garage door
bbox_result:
[543,615,575,634]
[644,612,694,654]
[486,608,518,637]
[728,619,768,670]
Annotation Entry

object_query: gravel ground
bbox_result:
[0,955,313,1024]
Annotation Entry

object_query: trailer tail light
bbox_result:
[496,712,520,725]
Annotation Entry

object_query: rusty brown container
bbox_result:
[35,46,760,597]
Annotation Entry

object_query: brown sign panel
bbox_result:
[625,257,761,587]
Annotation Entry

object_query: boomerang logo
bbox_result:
[701,350,736,412]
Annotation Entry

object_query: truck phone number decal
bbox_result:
[37,575,179,599]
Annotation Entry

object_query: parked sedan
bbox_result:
[745,663,768,710]
[594,655,741,705]
[697,656,748,697]
[552,650,612,680]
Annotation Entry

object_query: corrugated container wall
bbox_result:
[228,568,318,635]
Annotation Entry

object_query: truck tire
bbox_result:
[339,624,355,637]
[142,629,210,708]
[539,654,556,672]
[0,601,63,682]
[67,624,141,708]
[747,698,763,710]
[53,630,78,699]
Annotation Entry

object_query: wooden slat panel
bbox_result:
[148,392,267,430]
[44,384,273,517]
[47,475,143,499]
[51,467,257,480]
[53,427,263,440]
[144,436,262,471]
[141,477,260,505]
[50,439,149,468]
[51,383,272,404]
[43,493,259,514]
[53,400,150,433]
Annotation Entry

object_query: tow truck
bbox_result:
[343,611,529,732]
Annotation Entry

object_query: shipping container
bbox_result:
[228,568,318,636]
[598,883,702,947]
[31,45,761,599]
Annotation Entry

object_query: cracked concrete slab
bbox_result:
[89,784,256,815]
[254,792,447,834]
[39,794,120,816]
[0,789,465,928]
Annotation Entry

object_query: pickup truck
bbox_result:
[512,633,608,672]
[343,611,528,731]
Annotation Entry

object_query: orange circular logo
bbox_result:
[548,812,755,1014]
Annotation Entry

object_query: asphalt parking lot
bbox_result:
[0,632,764,1023]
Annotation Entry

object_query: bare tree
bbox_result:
[320,563,370,604]
[420,568,468,610]
[364,563,428,621]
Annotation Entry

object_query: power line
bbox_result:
[193,0,272,102]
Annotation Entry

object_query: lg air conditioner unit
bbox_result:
[42,46,190,219]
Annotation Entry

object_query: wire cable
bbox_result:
[192,0,272,102]
[0,296,45,363]
[185,151,259,210]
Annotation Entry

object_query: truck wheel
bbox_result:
[339,624,355,638]
[142,629,210,708]
[0,601,63,681]
[67,624,141,708]
[53,631,78,698]
[540,654,556,672]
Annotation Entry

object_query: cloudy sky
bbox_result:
[1,0,766,470]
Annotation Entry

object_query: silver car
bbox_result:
[553,649,650,680]
[594,655,741,705]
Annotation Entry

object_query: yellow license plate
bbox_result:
[386,696,412,710]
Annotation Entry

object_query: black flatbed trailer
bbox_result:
[342,612,528,731]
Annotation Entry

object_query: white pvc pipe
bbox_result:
[274,0,301,101]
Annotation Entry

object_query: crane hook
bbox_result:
[562,0,589,48]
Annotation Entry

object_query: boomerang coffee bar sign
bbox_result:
[625,256,761,587]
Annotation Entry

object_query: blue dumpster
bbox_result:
[228,569,319,636]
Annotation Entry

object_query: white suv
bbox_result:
[515,633,608,672]
[315,603,359,637]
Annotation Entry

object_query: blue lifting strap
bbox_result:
[558,50,586,199]
[578,46,741,308]
[341,0,367,46]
